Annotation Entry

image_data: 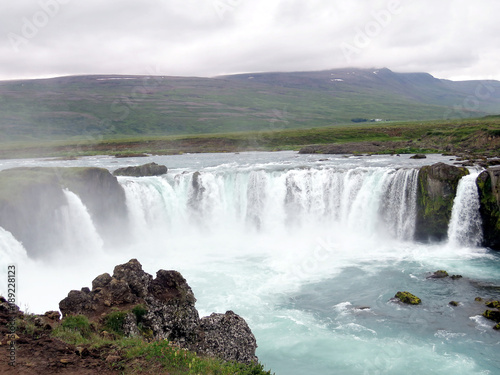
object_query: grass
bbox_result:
[16,312,275,375]
[1,116,500,159]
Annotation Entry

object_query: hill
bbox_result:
[0,68,499,142]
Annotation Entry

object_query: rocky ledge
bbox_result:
[113,162,167,177]
[59,259,258,365]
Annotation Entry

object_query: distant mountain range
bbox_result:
[1,68,499,141]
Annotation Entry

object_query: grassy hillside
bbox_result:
[1,68,499,142]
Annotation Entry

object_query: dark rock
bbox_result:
[58,259,258,364]
[483,310,500,323]
[449,301,459,307]
[197,311,258,365]
[415,163,469,241]
[486,300,500,309]
[44,311,61,322]
[410,154,427,159]
[451,275,463,280]
[92,273,112,290]
[476,166,500,250]
[428,270,449,279]
[113,259,152,299]
[113,162,167,177]
[394,291,421,305]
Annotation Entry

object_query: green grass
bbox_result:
[1,116,499,159]
[48,317,274,375]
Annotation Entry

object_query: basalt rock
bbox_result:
[59,259,258,364]
[415,163,469,241]
[113,162,167,177]
[476,166,500,250]
[197,311,258,364]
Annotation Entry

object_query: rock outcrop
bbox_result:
[415,163,469,241]
[59,259,258,364]
[476,166,500,250]
[0,167,127,257]
[113,162,167,177]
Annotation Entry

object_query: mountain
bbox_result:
[1,68,499,141]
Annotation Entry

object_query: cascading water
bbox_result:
[119,167,420,242]
[447,172,483,247]
[1,153,499,375]
[55,189,104,255]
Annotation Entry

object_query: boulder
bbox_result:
[427,270,449,279]
[476,166,500,250]
[113,162,167,177]
[197,311,258,365]
[415,163,469,241]
[394,291,422,305]
[59,259,258,364]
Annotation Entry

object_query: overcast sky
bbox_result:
[1,0,499,81]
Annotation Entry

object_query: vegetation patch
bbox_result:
[103,311,128,336]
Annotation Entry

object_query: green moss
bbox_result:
[395,291,422,305]
[483,310,500,323]
[486,300,500,309]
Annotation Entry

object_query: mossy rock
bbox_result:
[449,301,459,307]
[483,310,500,323]
[429,270,449,279]
[415,163,469,241]
[395,291,422,305]
[495,323,500,330]
[486,300,500,309]
[476,167,500,250]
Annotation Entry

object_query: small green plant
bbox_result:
[132,304,148,322]
[60,315,92,338]
[103,311,128,336]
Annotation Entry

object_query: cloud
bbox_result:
[1,0,499,81]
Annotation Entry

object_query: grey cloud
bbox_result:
[1,0,499,81]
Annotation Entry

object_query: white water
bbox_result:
[120,167,419,242]
[56,189,104,256]
[0,153,499,374]
[448,172,483,247]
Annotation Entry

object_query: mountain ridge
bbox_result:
[1,68,499,142]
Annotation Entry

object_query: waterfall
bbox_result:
[55,189,104,254]
[447,172,483,247]
[119,167,419,242]
[0,226,28,264]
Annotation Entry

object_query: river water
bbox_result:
[1,151,499,374]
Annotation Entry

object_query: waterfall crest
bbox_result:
[120,167,420,242]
